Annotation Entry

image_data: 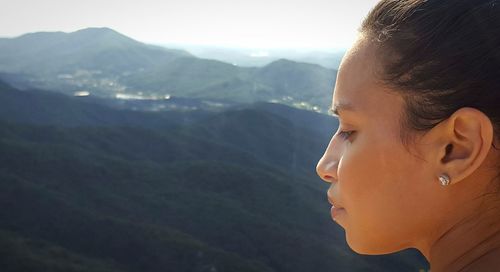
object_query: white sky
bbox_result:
[0,0,379,49]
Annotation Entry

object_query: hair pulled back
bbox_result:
[361,0,500,145]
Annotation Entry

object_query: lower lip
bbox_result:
[331,206,346,220]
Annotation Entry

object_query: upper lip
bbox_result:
[327,188,344,208]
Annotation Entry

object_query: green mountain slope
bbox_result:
[0,27,190,76]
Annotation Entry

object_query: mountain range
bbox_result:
[0,28,336,112]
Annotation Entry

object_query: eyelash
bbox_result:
[331,116,356,141]
[337,130,355,141]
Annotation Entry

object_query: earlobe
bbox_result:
[437,108,494,185]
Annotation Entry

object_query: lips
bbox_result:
[328,195,346,223]
[328,197,343,209]
[327,189,343,209]
[331,206,346,221]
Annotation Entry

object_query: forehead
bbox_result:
[332,36,401,118]
[333,36,380,107]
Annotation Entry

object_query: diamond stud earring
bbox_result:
[439,174,451,186]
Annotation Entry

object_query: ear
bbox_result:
[423,107,494,185]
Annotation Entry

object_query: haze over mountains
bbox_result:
[160,44,346,69]
[0,27,336,112]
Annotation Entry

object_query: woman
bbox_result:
[316,0,500,271]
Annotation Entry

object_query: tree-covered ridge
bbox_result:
[0,81,429,271]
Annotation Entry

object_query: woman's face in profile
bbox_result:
[316,36,445,254]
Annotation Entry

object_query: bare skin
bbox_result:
[316,35,500,271]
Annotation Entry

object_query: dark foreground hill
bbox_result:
[0,81,429,271]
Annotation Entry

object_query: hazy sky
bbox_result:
[1,0,379,49]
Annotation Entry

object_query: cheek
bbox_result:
[338,138,396,216]
[337,135,428,236]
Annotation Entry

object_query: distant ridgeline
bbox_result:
[0,27,337,113]
[0,80,429,271]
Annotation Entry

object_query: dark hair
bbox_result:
[360,0,500,146]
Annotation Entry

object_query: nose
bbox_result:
[316,132,343,183]
[316,135,342,183]
[316,155,339,184]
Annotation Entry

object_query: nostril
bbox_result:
[322,175,336,183]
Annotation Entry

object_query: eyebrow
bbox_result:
[328,102,356,117]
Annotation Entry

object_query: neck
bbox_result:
[424,199,500,272]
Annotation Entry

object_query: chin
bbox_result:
[345,232,405,255]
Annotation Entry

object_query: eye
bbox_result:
[337,130,356,141]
